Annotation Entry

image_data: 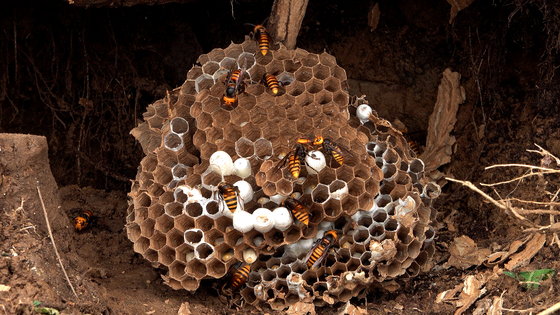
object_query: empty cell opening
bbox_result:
[194,74,214,93]
[283,59,301,72]
[333,91,349,108]
[303,274,318,286]
[159,247,176,266]
[397,226,412,244]
[185,203,203,218]
[415,251,428,266]
[312,185,329,204]
[136,193,152,209]
[329,180,347,195]
[169,261,187,279]
[143,249,158,263]
[265,230,285,247]
[395,171,411,185]
[175,214,195,231]
[195,243,214,260]
[150,232,167,250]
[207,259,226,278]
[187,66,204,80]
[360,252,372,266]
[375,194,392,208]
[357,216,373,227]
[276,266,291,279]
[318,168,337,185]
[262,270,277,282]
[170,117,189,134]
[324,199,342,217]
[288,81,305,96]
[333,216,349,231]
[205,201,220,215]
[324,76,340,92]
[140,219,155,238]
[302,54,319,67]
[237,52,256,69]
[187,259,207,279]
[313,283,328,295]
[341,196,358,214]
[408,240,422,259]
[336,249,351,264]
[174,189,189,204]
[167,230,184,248]
[372,210,388,224]
[295,67,312,82]
[128,224,141,242]
[302,224,318,239]
[331,66,346,81]
[353,164,370,180]
[281,254,297,265]
[325,255,336,268]
[385,219,399,232]
[382,148,399,164]
[255,138,273,159]
[313,64,329,80]
[155,215,174,233]
[134,237,150,254]
[409,159,425,173]
[347,178,365,197]
[202,61,220,74]
[184,229,204,245]
[353,228,369,243]
[285,226,301,243]
[201,171,222,187]
[379,180,395,195]
[425,226,435,242]
[306,79,323,94]
[206,127,225,144]
[148,204,165,219]
[369,224,385,239]
[165,202,183,217]
[347,258,361,272]
[195,216,214,232]
[197,112,213,130]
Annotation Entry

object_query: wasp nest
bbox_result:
[126,38,439,308]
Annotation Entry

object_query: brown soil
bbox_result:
[1,0,560,314]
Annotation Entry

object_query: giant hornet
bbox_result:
[249,24,271,56]
[274,143,318,179]
[299,136,352,166]
[222,262,251,296]
[282,197,310,226]
[74,210,93,231]
[400,130,422,156]
[263,74,281,95]
[215,182,243,214]
[221,65,247,109]
[304,230,338,270]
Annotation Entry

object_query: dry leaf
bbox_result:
[423,68,465,178]
[338,301,367,315]
[483,237,528,267]
[487,294,503,315]
[178,302,192,315]
[437,271,498,315]
[444,235,491,269]
[368,3,380,32]
[446,0,476,23]
[504,233,546,270]
[0,284,10,292]
[286,301,316,315]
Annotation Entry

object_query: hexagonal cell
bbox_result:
[305,78,323,94]
[368,223,385,241]
[127,223,141,243]
[169,260,187,280]
[155,214,174,234]
[312,64,330,80]
[283,225,302,243]
[150,231,167,251]
[140,218,156,238]
[352,227,370,244]
[224,228,243,247]
[255,138,273,160]
[185,202,203,218]
[241,121,261,142]
[323,76,341,92]
[187,66,204,80]
[134,193,152,211]
[238,93,257,111]
[409,158,425,174]
[276,178,294,196]
[332,90,349,108]
[202,61,220,75]
[301,54,319,67]
[372,209,388,224]
[163,133,183,151]
[328,179,347,199]
[158,245,176,266]
[235,137,255,158]
[143,248,158,263]
[283,59,301,72]
[294,67,312,82]
[195,215,214,232]
[250,104,269,125]
[317,166,336,185]
[146,203,164,220]
[311,184,329,204]
[195,74,214,93]
[163,202,182,218]
[186,258,208,280]
[184,228,204,246]
[356,215,373,228]
[204,257,226,279]
[323,198,342,219]
[340,195,358,215]
[175,214,195,232]
[195,242,214,260]
[133,236,150,255]
[384,218,399,237]
[261,269,277,282]
[204,228,224,246]
[287,80,305,97]
[375,194,392,208]
[331,66,347,81]
[347,178,365,197]
[308,204,324,225]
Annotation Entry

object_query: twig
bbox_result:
[485,164,560,172]
[36,181,78,299]
[446,177,533,225]
[537,301,560,315]
[506,198,560,206]
[480,169,558,186]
